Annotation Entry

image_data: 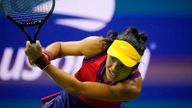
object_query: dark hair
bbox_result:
[104,27,148,56]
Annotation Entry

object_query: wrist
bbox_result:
[35,54,50,70]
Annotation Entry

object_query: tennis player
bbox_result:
[25,27,148,108]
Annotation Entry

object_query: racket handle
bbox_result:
[30,42,37,67]
[29,41,37,66]
[30,42,36,48]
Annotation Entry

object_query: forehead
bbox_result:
[107,55,124,64]
[106,55,133,70]
[107,55,118,60]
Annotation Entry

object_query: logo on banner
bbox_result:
[0,48,150,81]
[53,0,115,32]
[0,48,84,81]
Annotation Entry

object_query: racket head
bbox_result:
[0,0,55,43]
[1,0,55,26]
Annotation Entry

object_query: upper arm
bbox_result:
[74,76,142,101]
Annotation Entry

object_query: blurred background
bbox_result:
[0,0,192,108]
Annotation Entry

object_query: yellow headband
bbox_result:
[107,40,141,67]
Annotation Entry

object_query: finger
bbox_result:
[29,59,35,65]
[36,40,42,49]
[25,48,28,55]
[26,41,31,49]
[25,41,31,55]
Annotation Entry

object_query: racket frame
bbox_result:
[0,0,55,43]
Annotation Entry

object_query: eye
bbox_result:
[111,56,114,60]
[120,63,126,68]
[110,56,116,61]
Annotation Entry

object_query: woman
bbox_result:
[25,27,148,108]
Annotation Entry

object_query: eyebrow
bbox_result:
[111,56,125,65]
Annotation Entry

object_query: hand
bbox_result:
[25,40,43,65]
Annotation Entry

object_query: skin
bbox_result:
[105,56,134,83]
[25,36,142,101]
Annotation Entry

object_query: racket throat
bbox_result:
[22,26,39,43]
[23,30,34,43]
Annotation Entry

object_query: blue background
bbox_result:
[0,0,192,108]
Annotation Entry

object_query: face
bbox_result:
[105,55,133,83]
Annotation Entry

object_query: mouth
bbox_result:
[109,69,119,78]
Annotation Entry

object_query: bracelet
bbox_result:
[35,54,50,70]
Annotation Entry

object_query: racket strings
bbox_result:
[2,0,53,24]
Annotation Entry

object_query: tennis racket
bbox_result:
[0,0,55,44]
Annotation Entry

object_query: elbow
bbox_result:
[130,85,141,99]
[132,89,141,100]
[132,87,141,100]
[123,87,141,101]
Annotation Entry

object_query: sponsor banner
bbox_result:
[0,47,150,83]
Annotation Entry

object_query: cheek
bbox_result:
[121,72,129,77]
[119,70,131,77]
[106,59,112,68]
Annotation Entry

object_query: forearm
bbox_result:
[45,42,62,59]
[42,64,112,100]
[43,64,114,100]
[43,64,140,101]
[44,64,81,93]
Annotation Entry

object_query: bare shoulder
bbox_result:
[115,76,142,95]
[80,36,105,58]
[118,76,142,99]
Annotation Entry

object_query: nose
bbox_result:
[111,61,121,72]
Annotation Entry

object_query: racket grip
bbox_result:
[30,43,36,48]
